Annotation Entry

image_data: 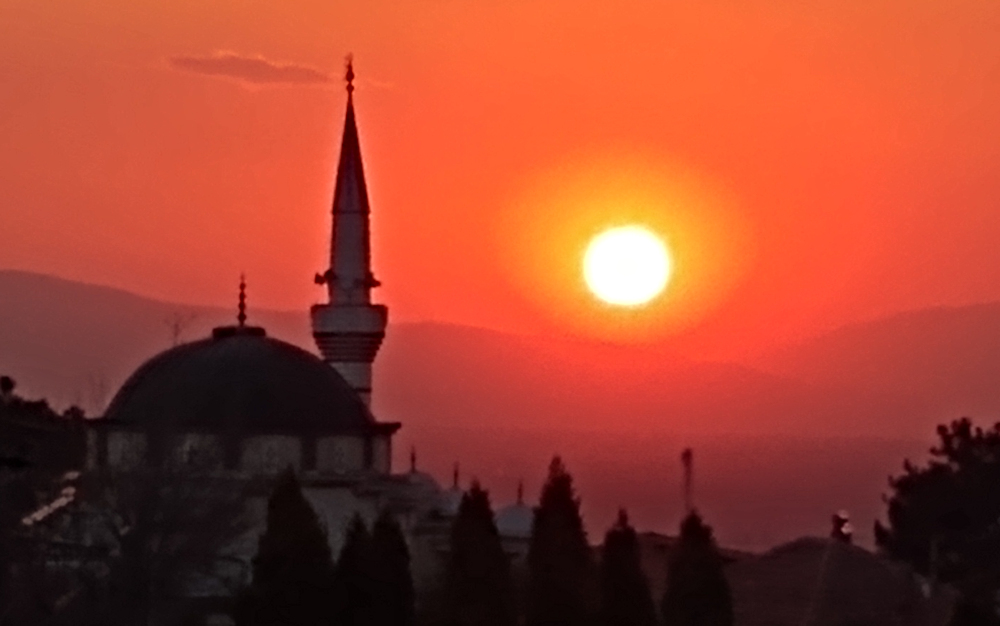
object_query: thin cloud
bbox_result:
[168,52,331,86]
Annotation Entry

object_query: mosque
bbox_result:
[83,62,533,610]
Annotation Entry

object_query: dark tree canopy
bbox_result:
[335,514,377,626]
[526,457,596,626]
[660,512,733,626]
[446,481,516,626]
[599,510,657,626]
[236,468,335,626]
[371,509,415,626]
[876,418,1000,621]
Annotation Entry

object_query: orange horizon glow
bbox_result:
[2,0,1000,361]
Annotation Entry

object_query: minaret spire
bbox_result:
[311,57,388,407]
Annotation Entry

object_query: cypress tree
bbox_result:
[526,457,596,626]
[599,510,657,626]
[335,514,376,626]
[446,481,516,626]
[660,512,733,626]
[235,467,335,626]
[371,509,415,626]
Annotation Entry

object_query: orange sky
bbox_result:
[2,0,999,360]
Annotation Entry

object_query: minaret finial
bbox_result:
[410,446,417,473]
[517,480,524,505]
[345,54,355,95]
[452,462,459,489]
[237,274,247,327]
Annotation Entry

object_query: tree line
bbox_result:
[239,457,733,626]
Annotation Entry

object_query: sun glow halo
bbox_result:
[583,226,672,306]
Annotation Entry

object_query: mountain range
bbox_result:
[4,269,997,549]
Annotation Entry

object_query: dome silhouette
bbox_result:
[104,326,373,433]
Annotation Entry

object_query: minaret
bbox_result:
[311,59,388,406]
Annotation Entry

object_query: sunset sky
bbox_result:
[3,0,999,360]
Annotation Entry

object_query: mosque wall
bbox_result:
[174,433,223,470]
[106,431,146,469]
[303,485,378,555]
[316,436,366,473]
[241,435,301,474]
[372,435,391,474]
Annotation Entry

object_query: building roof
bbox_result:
[725,537,955,626]
[103,326,391,434]
[496,502,533,540]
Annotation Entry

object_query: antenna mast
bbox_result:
[681,448,694,514]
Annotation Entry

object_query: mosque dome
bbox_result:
[496,485,534,539]
[439,487,464,517]
[103,326,374,433]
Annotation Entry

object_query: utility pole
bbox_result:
[681,448,694,514]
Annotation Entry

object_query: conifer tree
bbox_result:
[371,509,415,626]
[599,510,657,626]
[526,457,596,626]
[235,467,335,626]
[446,481,516,626]
[660,512,733,626]
[335,513,376,626]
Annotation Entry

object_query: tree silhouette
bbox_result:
[0,376,14,401]
[335,514,376,626]
[876,418,1000,623]
[660,512,732,626]
[371,509,415,626]
[235,468,334,626]
[599,510,656,626]
[446,481,516,626]
[526,457,596,626]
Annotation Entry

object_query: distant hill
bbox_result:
[1,269,982,548]
[757,303,1000,428]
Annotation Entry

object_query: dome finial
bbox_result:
[452,462,460,489]
[345,54,355,95]
[517,480,524,505]
[410,446,417,473]
[237,274,247,327]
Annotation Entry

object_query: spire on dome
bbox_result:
[452,463,460,489]
[410,446,417,473]
[237,274,247,327]
[517,480,524,505]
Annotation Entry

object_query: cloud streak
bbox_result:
[168,52,331,86]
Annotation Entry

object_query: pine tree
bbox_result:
[336,513,376,626]
[235,467,335,626]
[526,457,596,626]
[446,481,516,626]
[371,509,415,626]
[599,510,657,626]
[660,512,733,626]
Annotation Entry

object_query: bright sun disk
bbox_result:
[583,226,672,306]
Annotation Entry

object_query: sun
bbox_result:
[583,226,672,306]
